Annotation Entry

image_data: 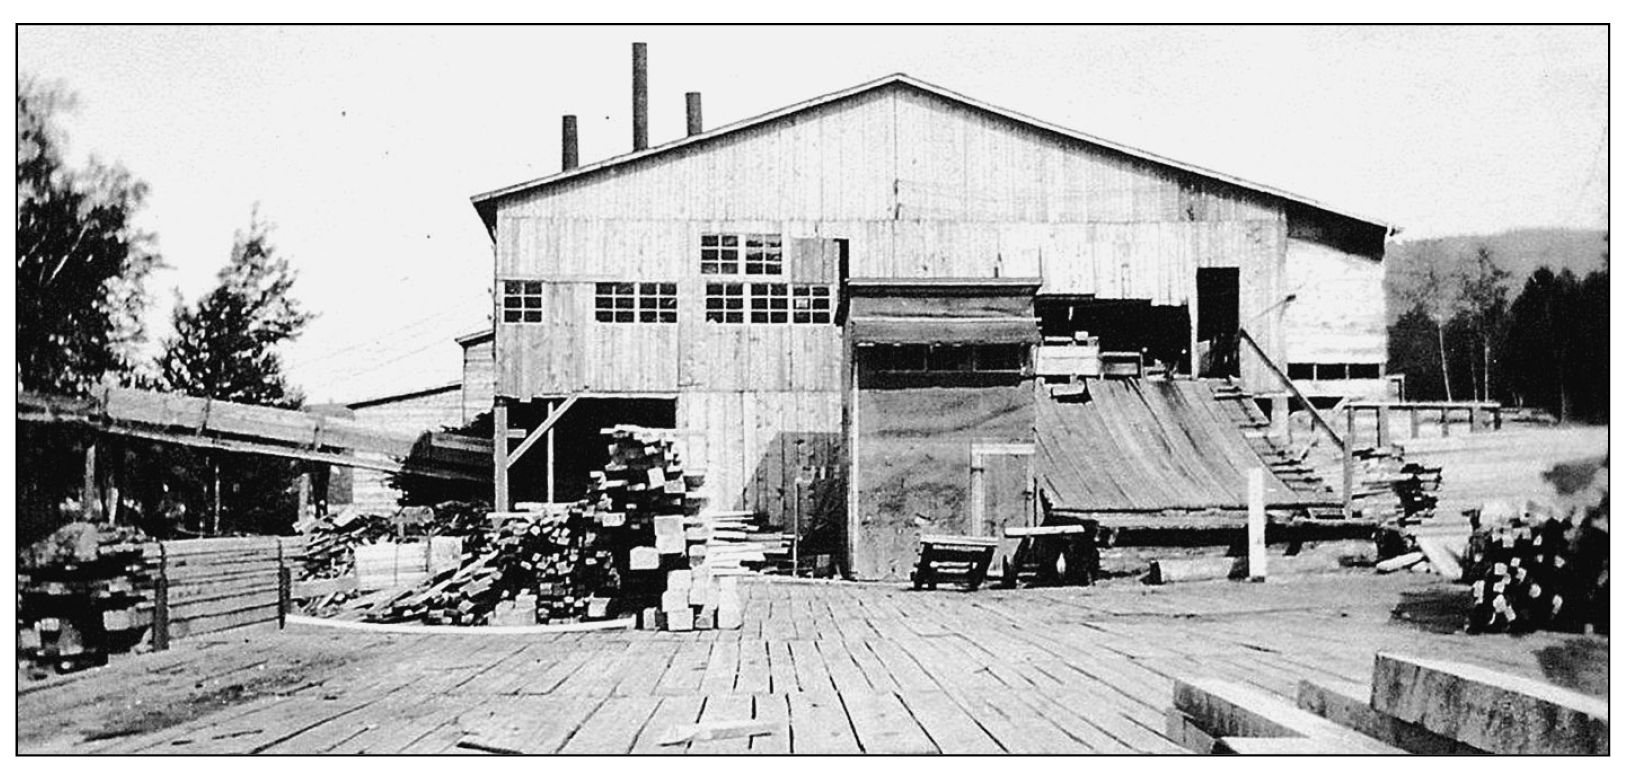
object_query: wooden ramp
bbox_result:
[1035,379,1331,515]
[18,386,489,481]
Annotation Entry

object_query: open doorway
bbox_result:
[509,397,676,503]
[1196,268,1240,378]
[1034,297,1191,374]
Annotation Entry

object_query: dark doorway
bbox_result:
[511,397,676,503]
[1196,268,1240,378]
[1034,297,1192,374]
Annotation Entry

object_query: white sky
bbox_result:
[15,24,1609,405]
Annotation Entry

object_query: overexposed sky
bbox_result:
[16,25,1609,404]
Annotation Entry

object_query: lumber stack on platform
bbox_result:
[17,523,156,671]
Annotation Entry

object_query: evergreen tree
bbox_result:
[16,76,159,395]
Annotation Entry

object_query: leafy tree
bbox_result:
[1454,247,1512,401]
[16,76,159,395]
[153,212,316,534]
[158,212,313,404]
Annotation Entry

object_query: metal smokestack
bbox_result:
[561,115,579,171]
[685,91,702,136]
[632,42,648,151]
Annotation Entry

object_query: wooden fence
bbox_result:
[145,537,292,649]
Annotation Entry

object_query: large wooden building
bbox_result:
[469,70,1395,579]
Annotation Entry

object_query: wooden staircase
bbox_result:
[1210,378,1333,498]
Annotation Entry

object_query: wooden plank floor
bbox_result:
[17,571,1607,754]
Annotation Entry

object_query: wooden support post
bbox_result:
[968,462,986,537]
[1376,405,1390,448]
[1246,468,1267,582]
[152,543,171,651]
[1341,418,1356,517]
[276,539,290,630]
[493,399,510,514]
[1440,408,1450,438]
[1271,397,1291,447]
[1492,406,1503,431]
[82,439,97,518]
[546,424,556,503]
[211,457,222,535]
[1410,407,1421,438]
[1469,406,1482,434]
[1345,407,1356,444]
[295,467,312,529]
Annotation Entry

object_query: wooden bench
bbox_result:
[911,536,996,591]
[1000,524,1099,588]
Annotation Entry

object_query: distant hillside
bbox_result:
[1388,227,1608,281]
[1385,228,1607,318]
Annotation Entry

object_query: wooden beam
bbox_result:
[82,439,97,516]
[1172,677,1402,754]
[89,423,481,479]
[506,393,581,468]
[1371,653,1608,754]
[493,399,510,515]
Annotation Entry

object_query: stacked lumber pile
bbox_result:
[357,504,613,625]
[1461,499,1608,635]
[17,523,155,672]
[592,426,755,631]
[1169,652,1606,754]
[1354,446,1443,522]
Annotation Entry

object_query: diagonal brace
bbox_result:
[506,393,580,468]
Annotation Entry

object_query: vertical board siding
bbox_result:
[347,387,465,516]
[1285,238,1389,364]
[460,338,496,424]
[677,390,843,535]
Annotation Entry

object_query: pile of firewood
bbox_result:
[17,522,155,671]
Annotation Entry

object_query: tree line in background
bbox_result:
[1386,239,1609,424]
[17,77,313,542]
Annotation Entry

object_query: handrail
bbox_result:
[1235,329,1346,453]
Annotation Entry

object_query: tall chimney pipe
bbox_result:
[685,91,702,136]
[631,42,648,151]
[561,115,579,171]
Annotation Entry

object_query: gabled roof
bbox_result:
[471,73,1396,235]
[454,328,494,347]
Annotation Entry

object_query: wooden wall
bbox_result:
[1285,237,1388,365]
[348,386,464,515]
[461,338,495,424]
[851,380,1035,582]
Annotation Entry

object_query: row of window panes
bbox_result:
[708,283,829,324]
[1287,362,1383,381]
[502,279,829,325]
[596,282,678,323]
[857,344,1026,373]
[701,233,782,275]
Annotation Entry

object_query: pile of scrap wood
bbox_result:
[17,522,155,671]
[1352,446,1443,521]
[351,504,614,625]
[1169,651,1606,754]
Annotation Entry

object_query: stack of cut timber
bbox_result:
[1353,448,1443,523]
[17,522,156,672]
[1461,500,1608,635]
[296,506,396,580]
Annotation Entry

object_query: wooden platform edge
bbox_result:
[285,614,635,635]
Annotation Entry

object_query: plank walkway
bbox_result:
[17,571,1605,754]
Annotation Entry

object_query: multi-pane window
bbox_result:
[502,280,543,323]
[701,232,781,275]
[597,282,676,323]
[857,344,1025,373]
[705,283,745,323]
[791,285,831,324]
[637,282,678,323]
[744,235,783,275]
[701,235,739,275]
[1287,362,1383,381]
[749,284,789,324]
[594,282,635,323]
